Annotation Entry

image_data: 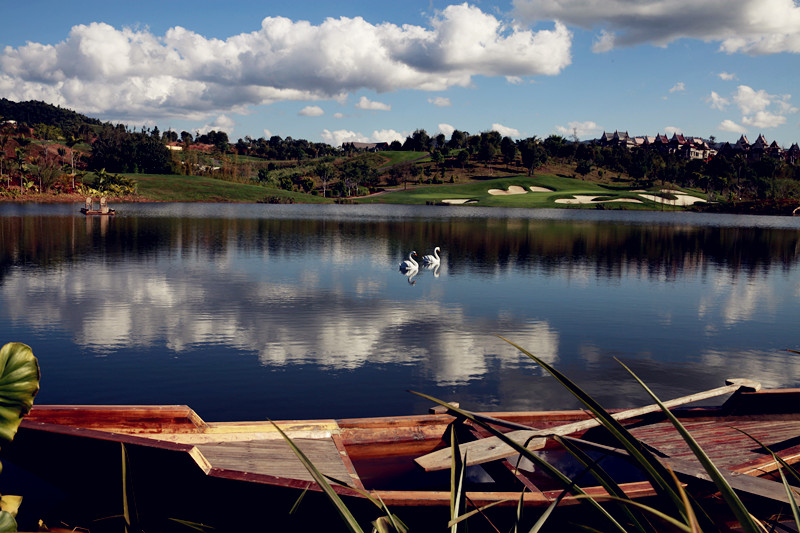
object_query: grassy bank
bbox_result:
[1,171,708,209]
[129,174,332,203]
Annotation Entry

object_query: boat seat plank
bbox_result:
[196,438,357,485]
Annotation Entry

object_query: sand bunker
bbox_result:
[441,199,474,205]
[529,186,553,192]
[638,192,706,206]
[488,185,528,195]
[555,195,643,205]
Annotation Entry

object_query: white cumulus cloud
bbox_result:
[299,105,324,116]
[491,123,520,138]
[438,123,455,137]
[321,128,406,146]
[198,114,235,135]
[669,82,686,93]
[709,85,797,132]
[513,0,800,54]
[555,120,601,139]
[742,111,786,128]
[0,4,572,122]
[355,96,391,111]
[707,91,730,111]
[719,119,747,133]
[591,30,616,53]
[718,71,737,81]
[428,96,452,107]
[733,85,797,128]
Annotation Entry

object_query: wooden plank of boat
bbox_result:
[560,436,800,506]
[415,378,761,472]
[80,208,116,215]
[20,413,362,489]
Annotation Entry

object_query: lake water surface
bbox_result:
[1,202,799,422]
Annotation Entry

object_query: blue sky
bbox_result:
[1,0,798,146]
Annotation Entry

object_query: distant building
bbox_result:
[342,142,389,151]
[598,131,635,149]
[596,131,794,163]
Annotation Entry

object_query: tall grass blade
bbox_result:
[167,518,216,531]
[665,464,701,533]
[574,496,693,533]
[450,425,466,533]
[556,435,653,533]
[447,500,507,529]
[734,429,800,531]
[120,443,141,533]
[615,358,761,533]
[289,487,310,515]
[270,421,365,533]
[411,390,630,533]
[529,466,589,533]
[498,336,691,522]
[777,468,800,530]
[305,474,409,532]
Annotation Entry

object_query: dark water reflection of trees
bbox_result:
[2,214,799,283]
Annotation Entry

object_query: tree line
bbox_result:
[2,98,799,204]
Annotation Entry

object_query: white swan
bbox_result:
[399,251,419,271]
[422,246,441,266]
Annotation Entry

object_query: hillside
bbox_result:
[1,99,798,213]
[0,98,101,135]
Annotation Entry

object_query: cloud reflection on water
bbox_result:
[1,260,559,386]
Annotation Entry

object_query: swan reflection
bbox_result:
[422,263,441,278]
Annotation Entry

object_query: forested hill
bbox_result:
[0,98,101,134]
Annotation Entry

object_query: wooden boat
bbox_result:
[79,196,115,215]
[5,381,800,530]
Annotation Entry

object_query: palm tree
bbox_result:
[65,136,81,189]
[14,144,29,193]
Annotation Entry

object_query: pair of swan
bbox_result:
[399,247,441,271]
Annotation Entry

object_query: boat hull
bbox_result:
[5,390,800,530]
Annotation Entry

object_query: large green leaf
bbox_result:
[0,510,17,532]
[0,343,40,443]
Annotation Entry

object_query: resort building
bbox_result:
[597,131,797,164]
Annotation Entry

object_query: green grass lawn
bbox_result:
[127,174,332,203]
[359,174,706,210]
[118,171,706,210]
[377,151,429,168]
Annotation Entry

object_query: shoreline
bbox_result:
[1,191,798,217]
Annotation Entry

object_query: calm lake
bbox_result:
[1,203,799,422]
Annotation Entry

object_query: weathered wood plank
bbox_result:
[196,438,357,485]
[561,436,800,506]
